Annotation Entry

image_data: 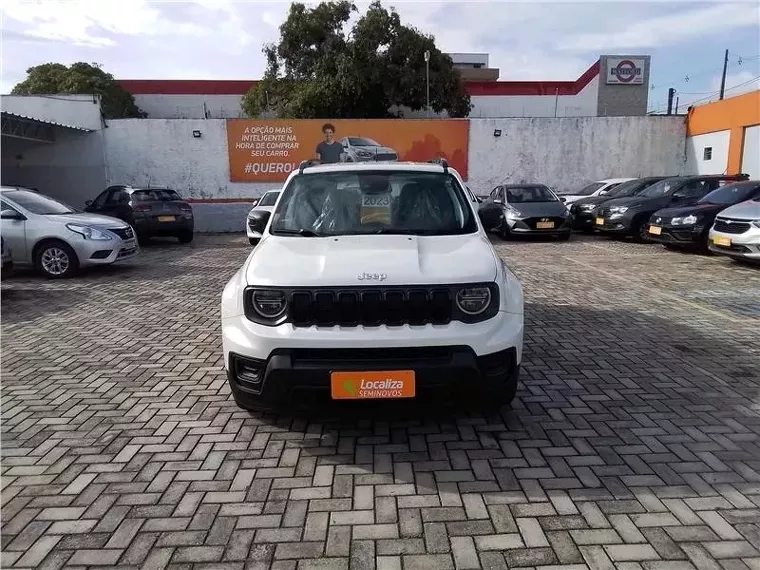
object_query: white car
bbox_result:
[708,195,760,262]
[0,187,138,278]
[246,189,280,245]
[560,178,635,205]
[222,160,524,411]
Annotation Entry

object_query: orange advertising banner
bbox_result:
[226,119,469,182]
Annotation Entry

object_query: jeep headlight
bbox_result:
[683,214,698,225]
[251,290,286,319]
[456,287,491,315]
[609,206,628,214]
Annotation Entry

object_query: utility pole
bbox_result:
[667,88,676,115]
[553,88,559,117]
[424,50,431,117]
[719,48,729,100]
[675,96,679,114]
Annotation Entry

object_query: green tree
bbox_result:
[11,62,146,119]
[241,1,472,119]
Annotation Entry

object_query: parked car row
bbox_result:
[470,174,760,263]
[0,184,196,279]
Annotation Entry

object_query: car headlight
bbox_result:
[456,287,491,315]
[671,217,682,225]
[682,215,698,225]
[752,220,760,228]
[66,224,113,240]
[609,206,629,214]
[251,290,287,319]
[580,204,596,212]
[505,205,523,219]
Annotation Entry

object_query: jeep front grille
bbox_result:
[243,284,500,328]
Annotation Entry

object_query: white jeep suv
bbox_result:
[221,160,524,411]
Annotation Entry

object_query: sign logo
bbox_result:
[607,58,645,85]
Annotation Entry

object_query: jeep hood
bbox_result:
[245,233,498,287]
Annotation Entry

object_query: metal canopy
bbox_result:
[1,111,92,144]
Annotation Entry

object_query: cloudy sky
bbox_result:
[2,0,759,112]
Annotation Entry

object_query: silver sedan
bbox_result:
[0,187,139,278]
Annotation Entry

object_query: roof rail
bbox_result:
[427,158,448,173]
[298,159,321,174]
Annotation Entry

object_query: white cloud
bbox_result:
[710,70,760,97]
[560,3,759,51]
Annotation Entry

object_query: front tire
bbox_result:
[248,238,260,246]
[35,240,78,279]
[634,220,649,243]
[178,231,194,244]
[557,233,571,241]
[480,368,519,410]
[499,220,511,241]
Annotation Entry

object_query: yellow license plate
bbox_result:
[158,215,176,222]
[713,236,732,247]
[331,370,415,400]
[536,221,555,229]
[648,225,662,235]
[595,217,604,226]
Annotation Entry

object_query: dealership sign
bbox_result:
[607,58,645,85]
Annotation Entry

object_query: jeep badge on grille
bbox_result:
[357,272,387,281]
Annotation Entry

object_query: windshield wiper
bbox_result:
[271,228,322,237]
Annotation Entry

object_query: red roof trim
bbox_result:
[118,61,600,98]
[465,60,600,96]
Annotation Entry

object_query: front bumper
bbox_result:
[76,238,139,267]
[644,223,706,246]
[708,228,760,259]
[571,211,597,230]
[227,345,519,410]
[507,218,571,236]
[222,310,523,409]
[593,215,635,234]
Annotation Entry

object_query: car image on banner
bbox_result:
[339,137,398,162]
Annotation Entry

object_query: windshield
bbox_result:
[132,189,182,202]
[5,190,76,215]
[348,137,380,146]
[606,179,646,198]
[699,182,760,205]
[259,191,280,206]
[506,186,558,203]
[570,182,605,196]
[637,178,678,198]
[270,171,477,236]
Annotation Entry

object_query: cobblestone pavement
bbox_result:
[2,234,760,570]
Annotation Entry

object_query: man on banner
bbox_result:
[315,123,344,164]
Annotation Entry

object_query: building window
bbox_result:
[703,147,713,161]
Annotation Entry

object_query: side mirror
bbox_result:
[476,196,483,203]
[1,209,24,220]
[85,200,93,206]
[251,199,259,207]
[248,209,271,235]
[599,190,608,195]
[559,196,567,203]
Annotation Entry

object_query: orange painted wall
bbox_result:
[687,90,760,174]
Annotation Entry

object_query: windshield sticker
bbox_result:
[360,192,392,224]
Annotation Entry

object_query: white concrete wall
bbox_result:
[101,115,687,231]
[741,125,759,179]
[133,94,245,119]
[1,94,103,130]
[685,130,730,175]
[468,116,687,194]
